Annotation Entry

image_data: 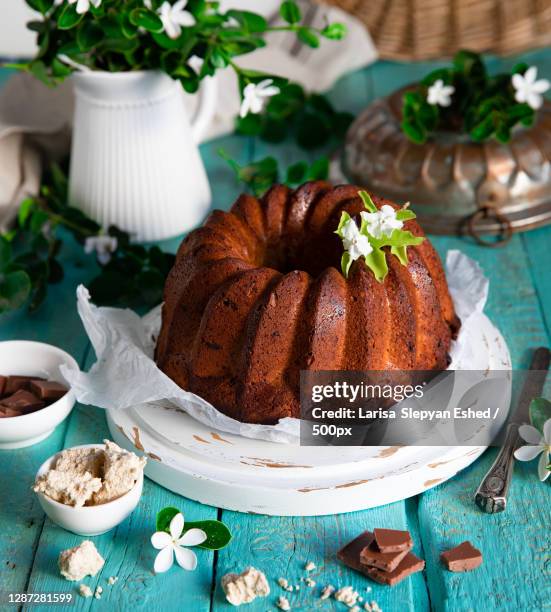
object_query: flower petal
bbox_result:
[151,531,172,550]
[543,417,551,444]
[174,545,198,571]
[169,512,185,540]
[514,444,542,461]
[538,451,550,481]
[519,424,542,444]
[511,73,524,90]
[178,528,207,547]
[532,78,550,93]
[525,66,537,84]
[154,545,174,573]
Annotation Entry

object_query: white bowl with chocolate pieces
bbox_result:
[34,441,146,535]
[0,341,78,449]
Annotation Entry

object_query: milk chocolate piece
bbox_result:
[441,541,482,572]
[366,553,425,586]
[30,380,68,402]
[338,530,374,574]
[360,534,412,571]
[374,528,413,553]
[4,375,43,395]
[1,389,45,412]
[0,407,24,417]
[0,375,6,397]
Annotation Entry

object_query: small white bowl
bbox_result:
[34,444,144,536]
[0,341,78,449]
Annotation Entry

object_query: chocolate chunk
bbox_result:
[1,390,45,413]
[441,541,482,572]
[360,534,411,571]
[30,380,68,402]
[366,553,425,586]
[338,532,424,586]
[0,407,24,417]
[0,375,6,397]
[5,376,43,395]
[374,528,413,553]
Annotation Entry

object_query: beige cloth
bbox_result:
[0,2,376,231]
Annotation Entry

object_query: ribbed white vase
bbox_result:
[69,70,216,241]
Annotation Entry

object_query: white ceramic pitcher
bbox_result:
[69,70,217,241]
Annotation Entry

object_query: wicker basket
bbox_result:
[320,0,551,60]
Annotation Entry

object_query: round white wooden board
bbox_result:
[107,313,511,516]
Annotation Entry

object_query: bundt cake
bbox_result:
[155,182,460,425]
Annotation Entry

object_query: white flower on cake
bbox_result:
[67,0,102,15]
[158,1,196,40]
[151,512,207,573]
[340,218,372,260]
[360,205,404,239]
[512,66,550,110]
[240,80,280,118]
[426,79,455,107]
[188,55,204,74]
[84,235,118,265]
[514,418,551,481]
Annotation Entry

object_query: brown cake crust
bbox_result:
[156,182,460,424]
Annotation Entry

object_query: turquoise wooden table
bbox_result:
[1,51,551,612]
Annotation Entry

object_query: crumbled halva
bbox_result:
[59,541,105,581]
[221,567,270,606]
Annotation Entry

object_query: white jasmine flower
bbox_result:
[143,0,152,8]
[512,66,550,110]
[151,512,207,573]
[341,218,372,261]
[426,79,455,107]
[239,79,280,118]
[158,0,195,39]
[84,235,118,265]
[513,418,551,481]
[360,205,403,239]
[187,54,204,74]
[68,0,102,15]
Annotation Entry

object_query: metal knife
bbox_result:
[475,347,550,513]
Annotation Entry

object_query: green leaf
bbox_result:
[395,208,416,221]
[0,270,32,313]
[26,0,54,15]
[129,8,164,33]
[156,507,232,550]
[391,245,408,265]
[285,161,308,185]
[77,21,104,50]
[57,3,84,30]
[335,210,351,237]
[401,119,426,144]
[18,198,36,227]
[226,10,267,32]
[307,156,329,181]
[341,251,352,278]
[297,27,319,48]
[358,190,377,213]
[321,23,347,40]
[364,248,388,283]
[529,397,551,434]
[280,1,301,24]
[0,237,12,270]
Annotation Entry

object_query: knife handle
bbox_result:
[474,422,519,513]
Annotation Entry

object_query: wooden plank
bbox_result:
[418,232,551,610]
[521,227,551,339]
[23,352,217,612]
[213,506,428,612]
[0,235,96,600]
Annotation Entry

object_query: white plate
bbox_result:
[107,313,511,515]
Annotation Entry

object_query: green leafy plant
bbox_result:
[401,50,545,144]
[336,191,423,282]
[156,506,232,550]
[0,162,175,314]
[219,149,329,196]
[14,0,345,104]
[236,82,353,149]
[530,397,551,434]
